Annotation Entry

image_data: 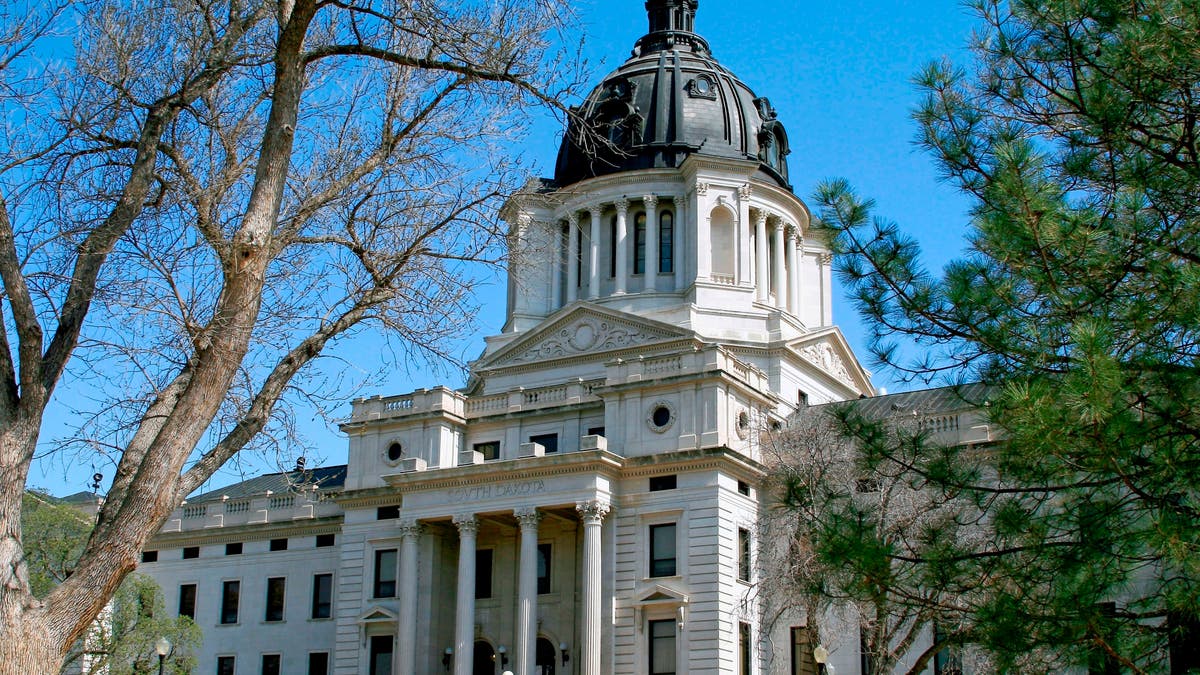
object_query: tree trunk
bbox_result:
[0,609,64,675]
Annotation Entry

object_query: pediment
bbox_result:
[786,328,874,395]
[477,303,691,371]
[358,606,397,624]
[634,583,689,606]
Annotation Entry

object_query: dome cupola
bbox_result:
[553,0,792,190]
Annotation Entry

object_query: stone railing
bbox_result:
[465,379,605,418]
[710,273,736,285]
[160,489,338,534]
[349,386,466,422]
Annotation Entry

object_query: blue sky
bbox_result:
[30,0,983,495]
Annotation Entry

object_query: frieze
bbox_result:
[509,318,663,363]
[797,341,854,387]
[447,479,547,504]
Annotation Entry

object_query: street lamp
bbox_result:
[813,644,828,675]
[154,637,172,675]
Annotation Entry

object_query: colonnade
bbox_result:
[393,501,610,675]
[751,208,805,316]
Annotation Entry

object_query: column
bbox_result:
[820,252,834,325]
[453,514,479,675]
[795,234,806,321]
[643,194,658,292]
[772,218,786,309]
[567,212,579,304]
[614,199,628,294]
[588,206,601,299]
[673,195,686,290]
[754,210,768,302]
[576,500,611,675]
[515,508,542,675]
[550,221,562,311]
[397,520,422,675]
[785,226,799,315]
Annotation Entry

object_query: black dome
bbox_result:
[554,0,792,190]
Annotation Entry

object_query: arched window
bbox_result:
[473,641,495,675]
[536,638,558,675]
[659,211,674,274]
[710,206,735,280]
[634,212,647,274]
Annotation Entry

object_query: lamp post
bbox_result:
[154,637,172,675]
[813,644,828,675]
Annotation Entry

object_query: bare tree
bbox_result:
[0,0,580,670]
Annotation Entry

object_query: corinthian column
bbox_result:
[575,500,611,675]
[614,199,628,295]
[785,225,799,315]
[397,520,423,675]
[514,508,542,675]
[754,210,768,302]
[452,514,479,675]
[588,206,601,299]
[567,212,580,303]
[772,218,786,308]
[643,194,658,292]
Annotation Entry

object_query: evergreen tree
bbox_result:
[802,0,1200,671]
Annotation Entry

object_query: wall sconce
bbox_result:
[443,647,453,672]
[560,642,570,663]
[496,645,509,667]
[813,645,828,675]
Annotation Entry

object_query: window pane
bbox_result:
[650,619,676,675]
[738,528,751,582]
[312,573,332,619]
[217,656,235,675]
[262,654,280,675]
[265,577,285,621]
[634,213,646,274]
[374,549,397,598]
[179,584,196,619]
[369,635,393,675]
[475,549,493,599]
[537,544,551,595]
[659,212,674,273]
[650,524,677,577]
[220,580,239,624]
[308,652,330,675]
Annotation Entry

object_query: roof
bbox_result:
[553,0,791,189]
[799,382,995,420]
[187,464,347,504]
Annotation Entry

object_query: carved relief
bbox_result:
[738,183,752,199]
[509,317,665,363]
[696,182,709,196]
[798,341,854,387]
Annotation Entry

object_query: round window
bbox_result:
[646,401,676,433]
[386,442,403,462]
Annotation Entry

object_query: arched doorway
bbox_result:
[535,637,557,675]
[473,641,495,675]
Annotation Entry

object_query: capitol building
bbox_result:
[135,2,924,673]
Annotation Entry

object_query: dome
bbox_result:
[553,0,792,190]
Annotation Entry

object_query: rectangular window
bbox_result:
[475,549,493,599]
[933,623,962,675]
[659,211,674,273]
[261,654,280,675]
[178,584,197,619]
[587,426,605,437]
[739,622,752,675]
[377,505,400,520]
[220,580,240,624]
[609,217,617,278]
[368,635,393,675]
[308,652,330,675]
[649,475,677,491]
[737,480,752,497]
[312,573,333,619]
[225,542,243,556]
[182,546,200,559]
[141,550,158,563]
[529,433,558,453]
[315,533,335,547]
[373,549,397,598]
[269,538,288,551]
[790,627,817,675]
[649,523,677,577]
[738,528,752,582]
[537,543,552,594]
[217,655,235,675]
[649,619,677,675]
[634,212,646,274]
[265,577,285,622]
[474,441,500,461]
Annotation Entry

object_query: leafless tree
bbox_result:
[0,0,581,670]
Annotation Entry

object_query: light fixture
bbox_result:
[443,647,453,672]
[497,645,509,667]
[560,642,570,663]
[154,637,172,675]
[813,644,828,675]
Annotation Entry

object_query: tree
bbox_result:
[0,0,579,670]
[20,491,92,598]
[801,0,1200,671]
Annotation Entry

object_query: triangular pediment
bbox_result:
[786,328,874,395]
[476,302,692,371]
[634,583,689,606]
[358,606,397,624]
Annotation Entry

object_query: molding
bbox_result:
[147,515,344,548]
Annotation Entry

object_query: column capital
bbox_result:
[785,223,800,242]
[567,211,579,227]
[614,198,629,216]
[514,507,542,530]
[754,209,768,226]
[642,194,658,209]
[588,204,602,219]
[739,183,753,199]
[820,252,833,265]
[398,520,424,539]
[453,514,479,536]
[672,194,684,208]
[575,500,611,524]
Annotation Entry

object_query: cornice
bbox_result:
[148,515,344,548]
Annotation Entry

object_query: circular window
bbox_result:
[646,401,676,433]
[386,442,403,462]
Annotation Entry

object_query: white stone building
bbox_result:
[140,1,882,673]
